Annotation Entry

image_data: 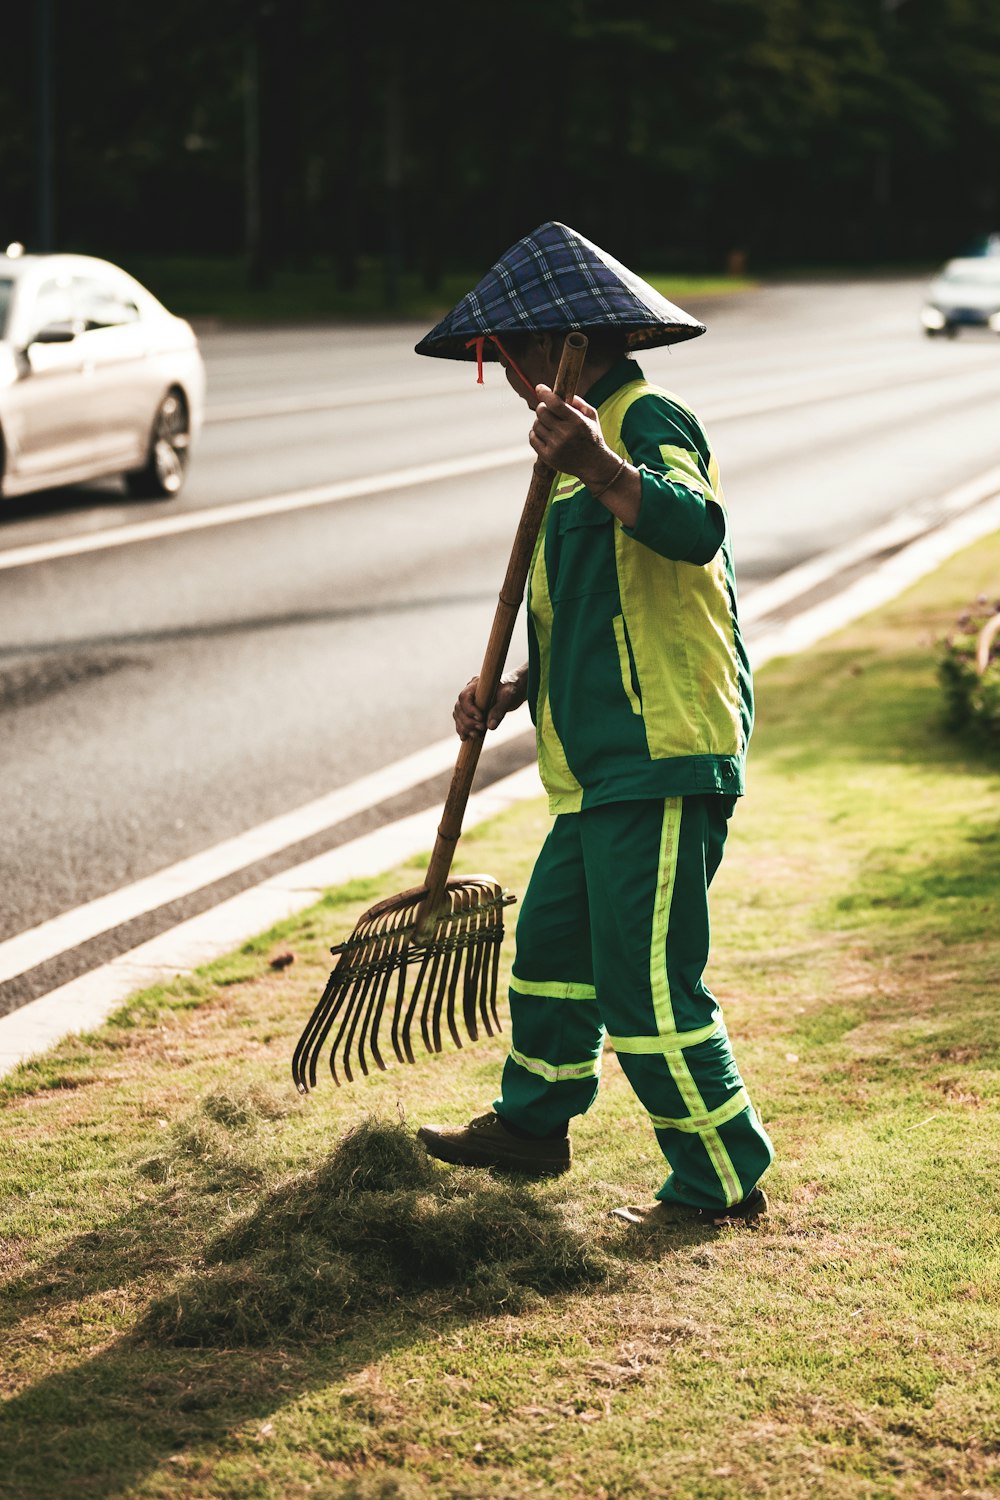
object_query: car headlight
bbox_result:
[988,311,1000,332]
[921,305,946,330]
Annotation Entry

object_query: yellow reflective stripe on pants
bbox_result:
[649,798,683,1035]
[511,975,597,1001]
[508,1047,601,1085]
[609,1017,722,1053]
[649,799,744,1206]
[647,1087,751,1135]
[664,1052,743,1204]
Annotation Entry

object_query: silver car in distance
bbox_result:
[921,257,1000,339]
[0,250,205,500]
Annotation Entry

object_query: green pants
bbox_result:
[495,796,773,1209]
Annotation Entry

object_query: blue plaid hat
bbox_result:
[415,221,705,362]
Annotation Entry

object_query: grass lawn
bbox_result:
[1,536,998,1500]
[119,255,756,324]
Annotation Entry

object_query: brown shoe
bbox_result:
[610,1186,768,1228]
[417,1112,571,1176]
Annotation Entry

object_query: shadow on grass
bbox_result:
[0,1117,648,1499]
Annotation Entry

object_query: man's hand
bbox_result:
[530,384,642,528]
[529,386,608,481]
[453,667,528,741]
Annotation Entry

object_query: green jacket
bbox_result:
[527,357,753,815]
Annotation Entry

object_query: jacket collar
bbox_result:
[584,356,645,410]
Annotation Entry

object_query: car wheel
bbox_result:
[944,323,959,339]
[125,390,190,499]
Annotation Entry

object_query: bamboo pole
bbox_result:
[414,331,589,937]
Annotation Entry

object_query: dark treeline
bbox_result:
[2,0,999,283]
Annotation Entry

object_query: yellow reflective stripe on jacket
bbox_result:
[612,614,642,715]
[658,442,709,497]
[529,473,584,814]
[510,975,597,1001]
[614,518,743,763]
[508,1047,601,1084]
[647,1087,751,1135]
[552,475,585,503]
[604,379,744,764]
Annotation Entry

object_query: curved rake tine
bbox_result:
[477,937,494,1038]
[386,958,410,1064]
[443,890,475,1051]
[425,912,464,1056]
[327,935,382,1087]
[417,930,448,1056]
[367,924,410,1071]
[340,942,387,1083]
[444,939,466,1052]
[398,939,434,1064]
[299,938,367,1093]
[332,978,369,1083]
[483,925,502,1039]
[355,918,404,1077]
[358,902,413,1070]
[472,883,502,1037]
[463,907,488,1043]
[349,909,399,1076]
[487,924,503,1033]
[458,883,498,1043]
[336,911,397,1083]
[291,965,335,1091]
[429,897,458,1052]
[292,908,379,1091]
[292,966,340,1093]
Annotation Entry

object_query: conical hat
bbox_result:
[415,221,705,361]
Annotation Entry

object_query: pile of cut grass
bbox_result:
[139,1120,610,1347]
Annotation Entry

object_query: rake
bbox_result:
[292,331,589,1092]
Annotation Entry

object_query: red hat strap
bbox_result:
[464,334,538,398]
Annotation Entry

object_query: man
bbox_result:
[413,223,773,1227]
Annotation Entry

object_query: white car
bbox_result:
[0,250,205,500]
[921,258,1000,338]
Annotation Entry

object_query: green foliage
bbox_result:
[4,0,1000,276]
[938,595,1000,749]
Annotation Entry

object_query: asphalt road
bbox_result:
[3,277,1000,955]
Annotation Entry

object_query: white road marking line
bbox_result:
[7,358,1000,576]
[741,466,1000,625]
[0,761,543,1074]
[206,377,472,422]
[0,447,528,574]
[705,354,1000,428]
[203,346,1000,426]
[0,713,532,986]
[748,489,1000,668]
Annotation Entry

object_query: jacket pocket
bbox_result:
[612,613,642,715]
[551,492,616,602]
[557,491,613,531]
